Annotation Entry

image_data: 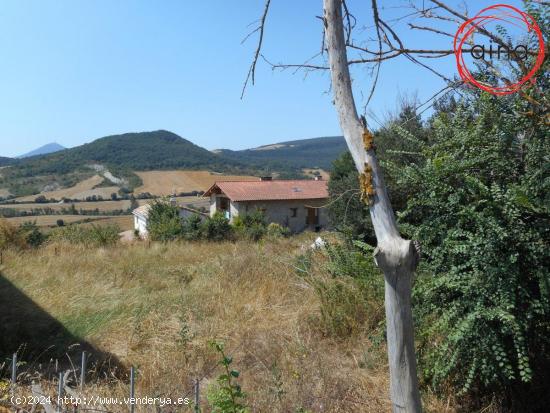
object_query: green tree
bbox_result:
[146,201,183,242]
[327,151,371,241]
[181,214,204,240]
[202,212,233,242]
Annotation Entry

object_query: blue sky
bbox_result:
[0,0,528,157]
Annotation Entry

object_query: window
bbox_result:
[290,207,298,217]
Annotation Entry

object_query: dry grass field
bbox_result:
[0,197,207,214]
[4,215,108,227]
[0,237,453,413]
[0,200,132,212]
[16,175,120,202]
[78,215,134,230]
[135,170,258,195]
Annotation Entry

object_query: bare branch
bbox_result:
[408,23,455,38]
[241,0,272,99]
[363,0,383,113]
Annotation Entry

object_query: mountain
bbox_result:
[18,142,65,158]
[2,131,346,197]
[10,130,248,178]
[215,136,346,170]
[0,157,14,167]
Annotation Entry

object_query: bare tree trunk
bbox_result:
[323,1,422,412]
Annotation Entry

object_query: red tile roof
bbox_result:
[204,180,329,202]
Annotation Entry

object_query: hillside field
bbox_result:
[4,215,134,230]
[15,175,120,202]
[135,170,258,195]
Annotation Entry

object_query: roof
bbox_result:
[203,179,329,202]
[132,203,208,218]
[132,204,151,218]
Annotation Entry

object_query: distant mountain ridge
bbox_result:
[9,130,247,178]
[0,131,346,197]
[18,142,65,158]
[0,156,14,167]
[10,131,345,174]
[216,136,346,170]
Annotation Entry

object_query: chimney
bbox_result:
[260,176,273,181]
[314,175,323,181]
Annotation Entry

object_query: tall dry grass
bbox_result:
[0,235,454,412]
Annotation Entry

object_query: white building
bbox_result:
[203,177,329,233]
[132,203,207,237]
[133,204,151,236]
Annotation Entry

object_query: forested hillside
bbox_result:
[0,157,14,167]
[7,130,247,178]
[217,136,347,170]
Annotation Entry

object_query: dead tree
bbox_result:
[241,1,546,411]
[323,2,421,411]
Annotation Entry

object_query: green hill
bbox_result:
[216,136,346,171]
[0,132,346,197]
[11,130,246,177]
[0,157,14,167]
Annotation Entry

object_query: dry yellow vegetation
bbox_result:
[16,175,120,202]
[0,237,452,412]
[0,200,132,212]
[5,215,107,227]
[4,215,133,230]
[135,170,258,195]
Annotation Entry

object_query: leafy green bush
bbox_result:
[233,210,267,241]
[266,222,290,238]
[19,222,46,248]
[146,201,183,242]
[49,224,120,247]
[327,152,372,241]
[395,90,550,409]
[182,214,204,241]
[202,212,233,242]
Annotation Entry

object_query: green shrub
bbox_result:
[395,90,550,409]
[266,222,290,238]
[49,224,120,247]
[233,210,267,241]
[146,201,183,242]
[181,214,204,241]
[19,222,46,248]
[202,212,233,242]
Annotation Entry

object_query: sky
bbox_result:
[0,0,529,157]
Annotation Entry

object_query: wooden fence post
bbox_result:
[10,353,17,395]
[80,352,87,391]
[57,372,64,413]
[130,367,135,413]
[194,379,200,413]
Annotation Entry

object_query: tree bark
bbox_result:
[323,1,422,412]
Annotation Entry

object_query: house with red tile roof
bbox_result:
[203,177,329,233]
